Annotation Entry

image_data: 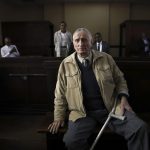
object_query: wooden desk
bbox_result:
[0,57,62,113]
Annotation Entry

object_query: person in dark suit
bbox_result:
[93,32,110,53]
[92,32,110,53]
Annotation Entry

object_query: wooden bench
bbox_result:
[37,112,150,150]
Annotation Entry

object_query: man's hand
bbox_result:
[119,96,135,116]
[48,120,65,134]
[10,48,17,53]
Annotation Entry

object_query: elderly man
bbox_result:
[48,28,149,150]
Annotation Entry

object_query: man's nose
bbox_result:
[78,40,83,45]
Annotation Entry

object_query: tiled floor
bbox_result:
[0,114,47,150]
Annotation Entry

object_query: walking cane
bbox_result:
[90,98,126,150]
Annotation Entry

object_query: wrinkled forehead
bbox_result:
[73,31,91,41]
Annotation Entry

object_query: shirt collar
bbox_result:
[97,41,102,44]
[77,51,92,64]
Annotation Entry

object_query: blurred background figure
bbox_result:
[1,37,20,57]
[92,32,110,54]
[54,21,72,57]
[137,32,150,56]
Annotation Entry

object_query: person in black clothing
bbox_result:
[92,32,110,53]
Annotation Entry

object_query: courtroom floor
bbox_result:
[0,113,128,150]
[0,114,47,150]
[1,113,149,150]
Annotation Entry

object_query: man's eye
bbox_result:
[82,39,87,42]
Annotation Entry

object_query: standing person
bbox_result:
[1,37,20,57]
[92,32,110,53]
[54,21,72,57]
[48,28,149,150]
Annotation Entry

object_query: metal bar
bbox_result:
[90,115,111,150]
[9,73,47,77]
[90,98,126,150]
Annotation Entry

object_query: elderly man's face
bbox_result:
[73,31,92,57]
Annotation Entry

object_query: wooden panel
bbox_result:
[120,20,150,57]
[44,60,62,111]
[116,58,150,113]
[0,57,150,114]
[1,21,54,56]
[0,57,52,113]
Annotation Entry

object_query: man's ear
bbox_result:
[91,38,94,46]
[91,37,94,45]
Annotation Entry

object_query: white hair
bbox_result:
[73,28,93,44]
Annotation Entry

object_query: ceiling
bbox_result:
[2,0,150,5]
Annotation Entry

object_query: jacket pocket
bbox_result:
[65,72,78,88]
[98,65,114,83]
[97,66,115,99]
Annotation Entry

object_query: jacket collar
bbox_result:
[64,50,104,65]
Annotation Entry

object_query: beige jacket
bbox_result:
[54,50,129,122]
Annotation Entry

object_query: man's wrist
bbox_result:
[117,93,129,100]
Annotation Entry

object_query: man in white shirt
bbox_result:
[54,21,72,57]
[1,37,20,58]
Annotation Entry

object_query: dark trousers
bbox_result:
[63,110,149,150]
